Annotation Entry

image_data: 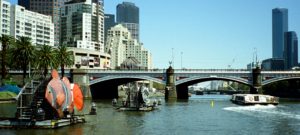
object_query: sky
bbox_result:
[10,0,300,69]
[103,0,300,69]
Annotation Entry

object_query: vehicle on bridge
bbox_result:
[231,94,279,105]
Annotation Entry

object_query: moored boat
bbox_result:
[114,82,159,111]
[231,94,279,105]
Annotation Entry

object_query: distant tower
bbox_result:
[116,2,140,41]
[284,31,298,69]
[272,8,288,58]
[104,14,116,43]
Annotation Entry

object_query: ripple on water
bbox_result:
[223,104,300,120]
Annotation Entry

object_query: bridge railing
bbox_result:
[261,70,300,74]
[175,69,251,73]
[83,69,166,73]
[8,69,300,74]
[83,69,253,74]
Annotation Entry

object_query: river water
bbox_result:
[2,95,300,135]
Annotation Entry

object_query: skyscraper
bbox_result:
[18,0,71,46]
[60,0,105,52]
[272,8,288,58]
[60,0,110,69]
[116,2,139,41]
[284,31,298,69]
[116,2,139,23]
[104,14,116,43]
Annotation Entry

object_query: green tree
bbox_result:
[34,45,57,78]
[10,36,35,85]
[0,34,13,84]
[54,45,74,78]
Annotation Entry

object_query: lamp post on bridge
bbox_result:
[181,51,183,69]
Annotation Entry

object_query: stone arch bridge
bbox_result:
[71,67,300,99]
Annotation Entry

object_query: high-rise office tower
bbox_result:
[104,14,116,43]
[18,0,71,46]
[272,8,288,58]
[60,0,110,69]
[284,31,298,69]
[60,0,105,52]
[116,2,139,41]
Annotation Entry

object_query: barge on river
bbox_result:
[0,70,86,129]
[114,83,159,111]
[231,94,279,105]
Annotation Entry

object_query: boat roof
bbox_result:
[233,94,275,97]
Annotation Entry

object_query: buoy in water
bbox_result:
[89,102,97,115]
[157,99,162,105]
[211,100,214,107]
[112,98,117,106]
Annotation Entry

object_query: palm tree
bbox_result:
[0,34,12,84]
[34,45,57,78]
[10,36,35,85]
[54,45,74,78]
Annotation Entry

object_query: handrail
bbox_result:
[14,82,30,101]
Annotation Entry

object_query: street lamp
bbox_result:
[181,52,183,69]
[172,48,174,68]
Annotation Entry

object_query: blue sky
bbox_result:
[104,0,300,69]
[10,0,300,69]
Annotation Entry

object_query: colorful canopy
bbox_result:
[72,83,84,111]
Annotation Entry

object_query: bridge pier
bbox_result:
[165,66,177,99]
[72,69,92,98]
[251,67,262,94]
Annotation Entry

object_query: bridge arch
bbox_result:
[175,76,251,86]
[89,75,165,99]
[262,76,300,86]
[90,75,165,86]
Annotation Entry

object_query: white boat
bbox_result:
[231,94,279,105]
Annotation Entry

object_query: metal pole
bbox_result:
[172,48,174,68]
[181,52,183,69]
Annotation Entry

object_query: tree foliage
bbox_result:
[10,36,35,85]
[0,34,12,82]
[34,45,57,78]
[54,45,74,78]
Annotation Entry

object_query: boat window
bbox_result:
[236,96,244,101]
[254,96,259,101]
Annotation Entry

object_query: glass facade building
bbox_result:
[272,8,288,58]
[116,2,139,24]
[104,14,116,43]
[261,58,284,71]
[116,2,139,41]
[284,31,298,69]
